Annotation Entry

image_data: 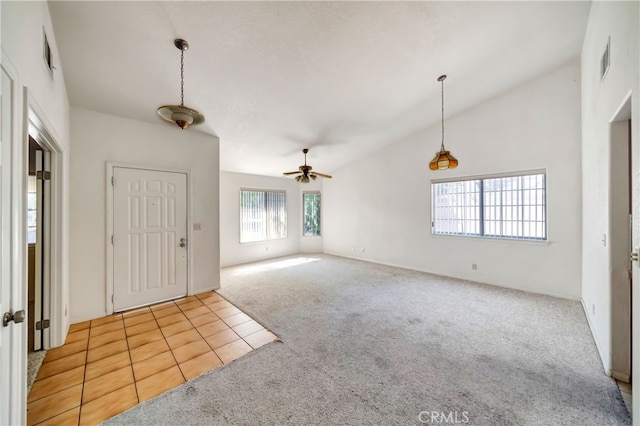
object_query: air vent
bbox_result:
[43,28,54,77]
[600,37,610,80]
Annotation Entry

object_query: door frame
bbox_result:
[106,162,192,315]
[609,92,633,383]
[27,94,66,350]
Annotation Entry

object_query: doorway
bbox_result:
[610,97,632,390]
[109,166,189,312]
[27,136,51,353]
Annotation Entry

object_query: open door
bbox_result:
[1,51,27,425]
[27,138,51,352]
[611,111,632,384]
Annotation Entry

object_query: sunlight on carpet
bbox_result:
[231,256,320,276]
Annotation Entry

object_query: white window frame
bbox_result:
[240,188,287,243]
[431,169,547,241]
[302,191,322,237]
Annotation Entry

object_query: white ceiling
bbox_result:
[49,1,590,177]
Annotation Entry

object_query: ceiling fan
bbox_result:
[283,148,333,183]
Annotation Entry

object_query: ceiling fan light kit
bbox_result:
[429,74,458,170]
[284,148,333,183]
[157,39,205,129]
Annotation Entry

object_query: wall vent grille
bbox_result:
[600,37,610,80]
[43,28,54,77]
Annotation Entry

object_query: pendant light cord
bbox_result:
[440,77,445,152]
[180,50,185,106]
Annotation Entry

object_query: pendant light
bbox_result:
[429,74,458,170]
[157,39,205,129]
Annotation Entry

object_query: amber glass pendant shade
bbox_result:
[429,150,458,170]
[429,74,458,171]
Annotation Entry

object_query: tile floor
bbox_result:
[27,291,278,425]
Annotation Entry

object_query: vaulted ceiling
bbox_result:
[49,1,590,177]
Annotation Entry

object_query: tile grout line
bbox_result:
[32,292,268,425]
[121,310,141,410]
[75,316,98,426]
[182,295,225,365]
[153,301,189,383]
[212,293,272,350]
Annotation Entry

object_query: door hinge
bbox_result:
[111,176,115,186]
[35,319,50,330]
[112,294,114,303]
[36,171,51,181]
[111,235,114,244]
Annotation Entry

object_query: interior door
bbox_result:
[1,53,25,425]
[33,149,43,350]
[112,167,188,312]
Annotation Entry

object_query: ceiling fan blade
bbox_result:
[283,171,303,175]
[312,172,333,179]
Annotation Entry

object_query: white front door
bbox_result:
[113,167,188,312]
[1,54,26,425]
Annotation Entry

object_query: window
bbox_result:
[240,189,287,243]
[432,171,546,240]
[27,175,37,244]
[303,192,321,236]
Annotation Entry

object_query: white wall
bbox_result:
[1,1,71,346]
[324,60,583,300]
[580,1,639,379]
[1,1,70,144]
[220,171,302,267]
[69,107,220,322]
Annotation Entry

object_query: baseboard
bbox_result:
[193,285,220,294]
[323,251,580,300]
[611,370,630,383]
[580,298,611,376]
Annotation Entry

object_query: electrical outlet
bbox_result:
[351,247,355,251]
[265,246,269,251]
[361,248,365,253]
[472,263,478,270]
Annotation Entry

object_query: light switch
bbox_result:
[193,223,202,231]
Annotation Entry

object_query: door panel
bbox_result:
[1,53,26,426]
[33,149,42,350]
[113,168,187,311]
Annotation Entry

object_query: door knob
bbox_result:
[3,310,26,327]
[179,238,186,248]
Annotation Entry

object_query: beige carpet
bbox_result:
[107,254,630,425]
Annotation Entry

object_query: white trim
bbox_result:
[430,233,551,246]
[430,169,549,241]
[239,188,288,244]
[106,162,192,315]
[609,90,632,122]
[302,191,322,237]
[581,298,611,375]
[430,168,547,184]
[611,370,630,383]
[26,93,66,349]
[323,251,581,301]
